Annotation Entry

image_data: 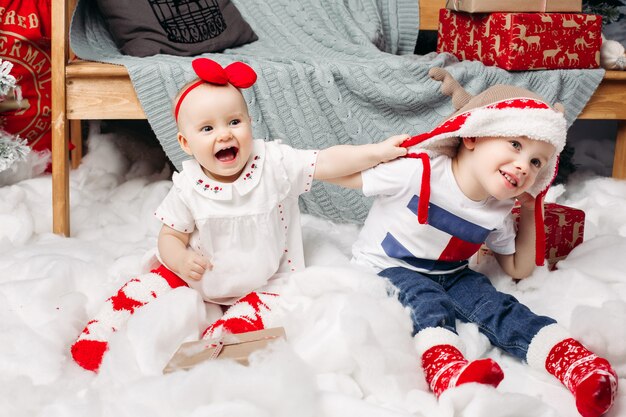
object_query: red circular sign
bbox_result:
[0,1,52,151]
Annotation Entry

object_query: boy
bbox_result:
[348,68,618,417]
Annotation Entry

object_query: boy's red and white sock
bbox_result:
[527,324,618,417]
[70,265,187,372]
[202,291,279,339]
[415,327,504,397]
[546,338,617,417]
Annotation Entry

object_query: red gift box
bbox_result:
[445,0,582,13]
[436,9,602,70]
[476,203,585,270]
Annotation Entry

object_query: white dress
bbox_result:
[154,139,318,304]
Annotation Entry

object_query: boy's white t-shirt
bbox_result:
[154,139,318,304]
[352,155,517,275]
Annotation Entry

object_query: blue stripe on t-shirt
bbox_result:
[407,195,492,244]
[381,232,468,271]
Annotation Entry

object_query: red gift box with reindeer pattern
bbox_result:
[436,9,601,70]
[476,203,585,270]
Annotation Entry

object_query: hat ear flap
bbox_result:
[428,67,473,110]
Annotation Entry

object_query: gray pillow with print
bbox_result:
[95,0,257,57]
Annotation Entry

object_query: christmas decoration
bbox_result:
[600,35,626,70]
[437,10,602,70]
[163,327,286,372]
[0,131,30,173]
[0,59,18,98]
[476,203,585,269]
[0,59,30,173]
[583,0,625,24]
[0,0,52,152]
[445,0,582,13]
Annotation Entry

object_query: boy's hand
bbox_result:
[374,134,409,163]
[177,249,212,281]
[516,192,539,210]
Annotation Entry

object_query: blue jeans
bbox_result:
[379,266,556,361]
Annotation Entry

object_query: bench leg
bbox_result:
[52,114,70,236]
[613,121,626,180]
[51,0,70,236]
[70,120,83,169]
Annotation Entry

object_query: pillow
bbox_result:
[95,0,258,57]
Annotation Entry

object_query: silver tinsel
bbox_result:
[0,59,18,98]
[0,131,30,173]
[1,58,28,173]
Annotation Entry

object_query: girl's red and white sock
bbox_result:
[202,291,279,340]
[70,265,187,372]
[545,338,618,417]
[421,344,504,396]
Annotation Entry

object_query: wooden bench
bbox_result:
[51,0,626,236]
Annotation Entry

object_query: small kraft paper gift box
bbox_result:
[163,327,286,373]
[476,203,585,270]
[445,0,582,13]
[436,9,602,70]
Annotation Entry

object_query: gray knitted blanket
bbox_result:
[70,0,604,224]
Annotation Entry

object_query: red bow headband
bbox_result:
[174,58,257,121]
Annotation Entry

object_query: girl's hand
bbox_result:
[177,249,212,281]
[374,134,409,163]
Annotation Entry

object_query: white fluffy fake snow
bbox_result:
[0,127,624,417]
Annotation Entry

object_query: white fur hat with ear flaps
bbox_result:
[401,68,568,266]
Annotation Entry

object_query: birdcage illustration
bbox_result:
[149,0,227,44]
